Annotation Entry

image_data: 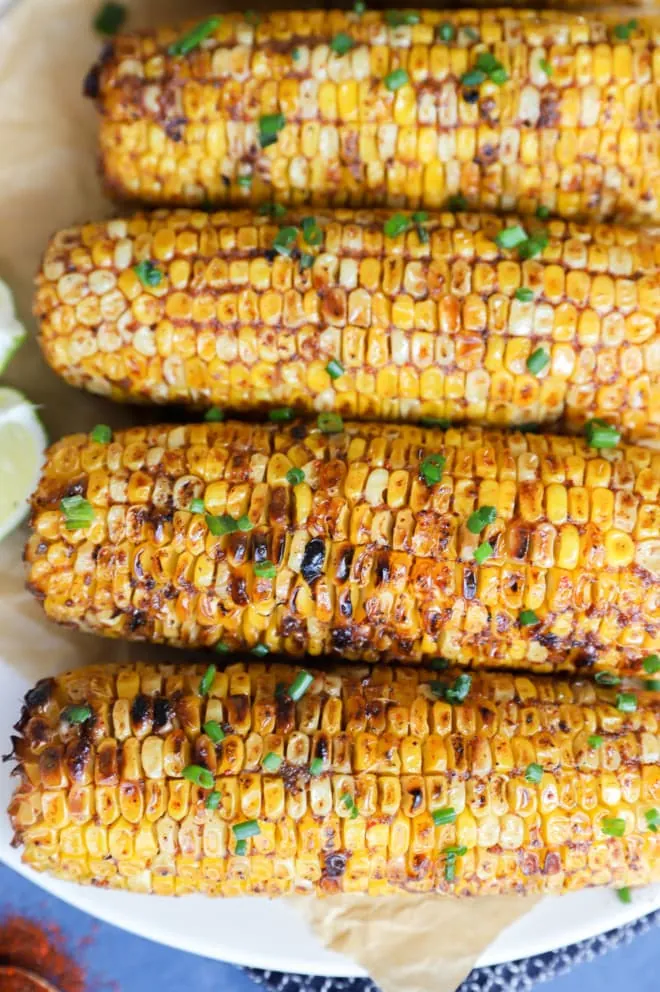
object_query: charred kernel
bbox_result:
[300,538,326,585]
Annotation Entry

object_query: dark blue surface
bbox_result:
[0,863,657,991]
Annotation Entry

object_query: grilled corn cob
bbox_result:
[88,8,660,223]
[25,420,660,673]
[35,208,660,441]
[9,660,660,896]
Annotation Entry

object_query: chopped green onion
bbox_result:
[309,757,324,776]
[60,495,94,531]
[259,113,286,148]
[182,764,215,789]
[91,424,112,444]
[495,225,528,250]
[527,348,550,375]
[289,670,314,701]
[326,359,344,380]
[385,10,420,26]
[616,692,637,713]
[204,406,225,422]
[94,2,126,35]
[318,412,344,434]
[269,407,294,423]
[645,679,660,691]
[199,664,216,697]
[517,230,549,260]
[432,806,456,827]
[474,541,493,565]
[617,887,632,904]
[340,792,359,818]
[614,19,638,41]
[594,671,621,687]
[446,194,468,211]
[445,845,467,856]
[354,0,366,14]
[384,213,411,238]
[206,513,238,536]
[206,790,222,810]
[443,674,472,704]
[215,641,231,654]
[190,498,205,514]
[236,514,253,532]
[461,68,486,87]
[463,27,479,41]
[515,287,534,302]
[525,763,543,784]
[286,467,305,485]
[299,253,315,270]
[263,751,283,772]
[539,58,553,76]
[168,16,221,56]
[245,10,260,25]
[420,453,446,486]
[519,610,539,627]
[475,52,500,74]
[330,32,354,56]
[444,853,458,883]
[254,561,276,579]
[438,22,455,42]
[536,205,550,220]
[237,175,252,189]
[204,720,225,743]
[490,67,508,86]
[466,505,496,534]
[258,203,287,218]
[292,47,301,61]
[301,216,323,246]
[412,211,429,242]
[588,734,604,750]
[431,657,450,671]
[645,808,659,832]
[62,704,92,724]
[251,644,269,658]
[235,839,247,855]
[585,418,620,449]
[385,68,409,91]
[133,259,162,287]
[233,820,260,840]
[273,226,298,256]
[602,816,626,838]
[642,654,660,675]
[420,417,451,428]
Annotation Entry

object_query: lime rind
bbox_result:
[0,319,27,374]
[0,387,48,542]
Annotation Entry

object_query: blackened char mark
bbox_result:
[335,546,354,583]
[25,679,55,711]
[153,696,174,733]
[82,42,114,100]
[300,538,326,586]
[323,852,347,878]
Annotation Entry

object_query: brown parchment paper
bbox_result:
[0,0,538,987]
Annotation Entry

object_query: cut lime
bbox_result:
[0,388,48,542]
[0,278,26,373]
[0,320,27,374]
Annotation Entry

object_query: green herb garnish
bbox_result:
[616,692,637,713]
[525,763,543,784]
[527,348,550,375]
[204,407,225,422]
[62,704,92,724]
[420,453,446,486]
[602,816,626,838]
[588,734,604,749]
[254,561,277,579]
[259,113,286,148]
[318,412,344,434]
[474,541,493,565]
[60,496,94,531]
[199,664,216,697]
[289,670,314,701]
[432,806,456,827]
[182,764,215,789]
[331,32,354,56]
[204,720,225,743]
[262,752,283,772]
[585,419,621,449]
[519,610,539,627]
[94,2,126,35]
[326,359,344,380]
[168,16,221,56]
[595,671,621,687]
[233,820,260,840]
[385,68,409,91]
[515,287,534,302]
[269,407,294,422]
[133,259,162,287]
[91,424,112,444]
[467,505,496,534]
[286,467,305,485]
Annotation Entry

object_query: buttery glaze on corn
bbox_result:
[25,421,660,673]
[89,8,660,221]
[35,209,660,440]
[9,661,660,896]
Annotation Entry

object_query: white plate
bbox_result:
[1,658,659,977]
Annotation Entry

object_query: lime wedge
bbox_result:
[0,278,26,373]
[0,388,48,542]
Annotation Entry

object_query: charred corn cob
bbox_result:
[88,8,660,223]
[25,420,660,673]
[35,208,660,441]
[9,660,660,897]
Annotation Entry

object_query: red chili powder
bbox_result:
[0,915,87,992]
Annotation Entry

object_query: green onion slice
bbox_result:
[259,113,286,148]
[309,757,324,776]
[594,671,621,687]
[233,820,260,840]
[525,762,543,784]
[645,808,659,832]
[206,513,238,536]
[190,498,205,514]
[251,643,270,657]
[269,407,294,422]
[527,348,549,375]
[588,734,604,749]
[385,68,409,91]
[474,541,493,565]
[199,664,216,697]
[420,453,446,485]
[133,259,162,287]
[616,692,637,713]
[432,806,456,827]
[182,764,215,789]
[62,704,92,724]
[91,424,112,444]
[384,213,411,238]
[168,16,220,56]
[515,287,534,302]
[206,790,222,810]
[262,751,283,772]
[643,655,660,675]
[273,226,298,256]
[286,467,305,485]
[204,407,225,422]
[254,561,277,579]
[289,670,314,701]
[94,2,126,35]
[61,496,94,531]
[326,358,344,380]
[466,505,496,534]
[318,412,344,434]
[330,32,355,56]
[602,816,626,838]
[495,225,528,250]
[203,720,225,743]
[519,609,539,627]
